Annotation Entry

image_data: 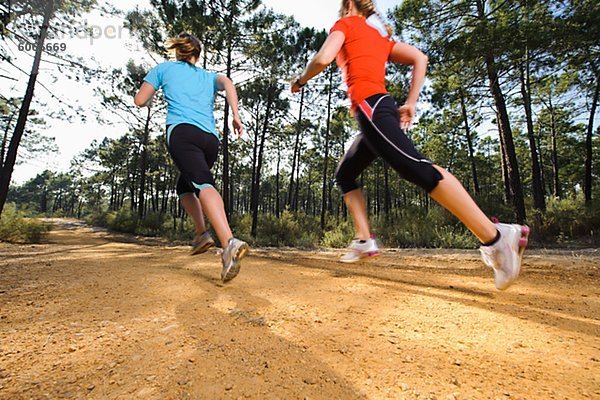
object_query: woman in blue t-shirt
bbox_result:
[134,33,248,283]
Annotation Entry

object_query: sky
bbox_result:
[5,0,400,184]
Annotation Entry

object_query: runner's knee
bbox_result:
[334,163,360,194]
[404,163,443,193]
[176,172,215,196]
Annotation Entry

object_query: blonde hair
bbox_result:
[165,32,201,64]
[339,0,393,37]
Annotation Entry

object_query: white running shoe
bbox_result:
[480,223,530,290]
[190,231,215,255]
[340,237,380,263]
[221,238,249,283]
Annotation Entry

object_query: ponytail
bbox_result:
[340,0,393,37]
[166,32,201,65]
[374,9,393,37]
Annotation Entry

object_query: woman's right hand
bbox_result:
[399,103,415,131]
[290,76,304,93]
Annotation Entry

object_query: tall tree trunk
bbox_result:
[519,55,545,211]
[221,40,233,215]
[549,98,561,198]
[320,68,333,230]
[584,76,599,205]
[459,89,479,195]
[383,162,391,220]
[109,175,116,210]
[497,111,512,204]
[40,186,48,213]
[288,87,305,210]
[251,85,275,237]
[250,104,260,214]
[0,0,53,215]
[138,107,151,219]
[486,55,526,222]
[535,124,547,196]
[520,1,545,211]
[275,150,281,218]
[0,113,15,168]
[477,0,526,223]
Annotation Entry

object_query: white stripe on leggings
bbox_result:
[363,95,432,165]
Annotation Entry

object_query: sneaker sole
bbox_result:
[190,241,215,255]
[222,243,249,283]
[340,251,381,264]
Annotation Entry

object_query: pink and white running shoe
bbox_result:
[480,222,530,290]
[340,236,381,263]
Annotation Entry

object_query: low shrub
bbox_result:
[109,208,139,234]
[0,204,49,243]
[85,210,113,228]
[137,211,166,235]
[530,195,600,246]
[322,220,354,248]
[256,211,319,248]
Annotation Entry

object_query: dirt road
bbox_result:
[0,219,598,399]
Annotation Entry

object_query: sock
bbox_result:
[481,230,501,247]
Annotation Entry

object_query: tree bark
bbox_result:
[320,68,333,230]
[486,53,526,222]
[288,87,304,210]
[519,55,545,211]
[137,107,151,219]
[477,0,526,223]
[458,88,480,195]
[549,98,561,198]
[0,113,15,169]
[221,40,233,216]
[0,0,53,215]
[250,84,275,237]
[584,76,599,205]
[275,149,281,218]
[497,111,512,204]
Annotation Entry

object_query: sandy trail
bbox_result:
[0,219,598,399]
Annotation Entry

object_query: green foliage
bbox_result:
[322,207,477,249]
[232,211,319,248]
[6,0,598,251]
[531,196,600,246]
[0,204,49,243]
[137,211,166,236]
[431,226,478,249]
[108,208,139,234]
[85,210,112,228]
[257,211,320,248]
[372,208,478,249]
[322,220,354,248]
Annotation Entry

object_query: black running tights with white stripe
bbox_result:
[334,93,443,194]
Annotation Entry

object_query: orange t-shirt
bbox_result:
[330,16,396,107]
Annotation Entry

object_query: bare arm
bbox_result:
[291,31,345,92]
[216,75,244,138]
[134,82,156,107]
[388,42,428,129]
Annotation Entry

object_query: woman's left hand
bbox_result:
[233,115,244,138]
[399,103,416,131]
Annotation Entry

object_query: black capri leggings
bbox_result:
[166,123,220,196]
[335,94,443,194]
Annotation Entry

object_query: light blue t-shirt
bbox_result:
[144,61,219,139]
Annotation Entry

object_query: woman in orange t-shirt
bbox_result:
[291,0,529,290]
